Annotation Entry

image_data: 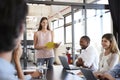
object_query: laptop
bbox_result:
[80,68,97,80]
[59,56,80,70]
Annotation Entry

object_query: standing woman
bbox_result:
[34,17,55,69]
[94,33,120,78]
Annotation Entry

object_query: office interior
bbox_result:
[21,0,119,69]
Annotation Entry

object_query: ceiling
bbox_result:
[26,0,107,29]
[27,0,98,17]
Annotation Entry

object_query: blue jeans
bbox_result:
[37,57,54,70]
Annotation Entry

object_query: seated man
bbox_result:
[75,36,99,71]
[0,0,41,80]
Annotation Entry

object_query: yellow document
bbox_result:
[45,42,55,49]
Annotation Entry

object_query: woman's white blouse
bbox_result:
[99,53,111,72]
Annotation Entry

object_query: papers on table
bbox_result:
[23,66,37,73]
[65,74,84,80]
[66,70,84,78]
[23,69,36,73]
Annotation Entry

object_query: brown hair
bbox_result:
[102,33,119,53]
[38,17,50,31]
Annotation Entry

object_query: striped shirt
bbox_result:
[35,30,54,58]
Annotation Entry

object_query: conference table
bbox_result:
[30,65,85,80]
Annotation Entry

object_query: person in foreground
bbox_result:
[75,36,99,71]
[0,0,40,80]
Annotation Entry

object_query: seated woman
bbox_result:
[94,33,120,79]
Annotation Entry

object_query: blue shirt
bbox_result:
[0,58,18,80]
[109,63,120,79]
[0,58,32,80]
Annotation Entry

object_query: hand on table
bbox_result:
[30,70,42,78]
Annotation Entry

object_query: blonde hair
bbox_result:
[102,33,119,54]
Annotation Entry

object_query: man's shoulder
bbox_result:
[0,74,18,80]
[0,68,17,80]
[0,58,17,80]
[86,45,99,56]
[86,45,97,51]
[0,58,15,73]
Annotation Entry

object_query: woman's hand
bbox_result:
[54,42,61,48]
[103,73,116,80]
[77,72,83,75]
[94,72,105,80]
[41,46,47,49]
[30,70,42,78]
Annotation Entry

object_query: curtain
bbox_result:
[108,0,120,49]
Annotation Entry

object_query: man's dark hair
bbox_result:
[81,36,90,43]
[0,0,28,52]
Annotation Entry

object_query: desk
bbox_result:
[30,65,84,80]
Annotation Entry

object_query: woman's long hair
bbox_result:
[102,33,119,54]
[38,17,50,31]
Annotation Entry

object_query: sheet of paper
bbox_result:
[65,74,84,80]
[66,70,80,74]
[23,69,36,73]
[23,66,37,73]
[66,70,84,78]
[45,42,55,49]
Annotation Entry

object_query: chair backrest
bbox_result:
[80,68,97,80]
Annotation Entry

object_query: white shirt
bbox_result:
[75,45,99,71]
[99,53,111,72]
[99,53,119,73]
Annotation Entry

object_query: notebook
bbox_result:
[59,56,80,70]
[80,68,97,80]
[45,42,55,49]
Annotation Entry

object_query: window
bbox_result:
[66,15,71,24]
[54,27,64,43]
[52,18,64,43]
[59,19,64,27]
[74,10,85,45]
[96,0,108,4]
[65,26,72,43]
[86,9,112,52]
[102,11,112,34]
[53,20,58,29]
